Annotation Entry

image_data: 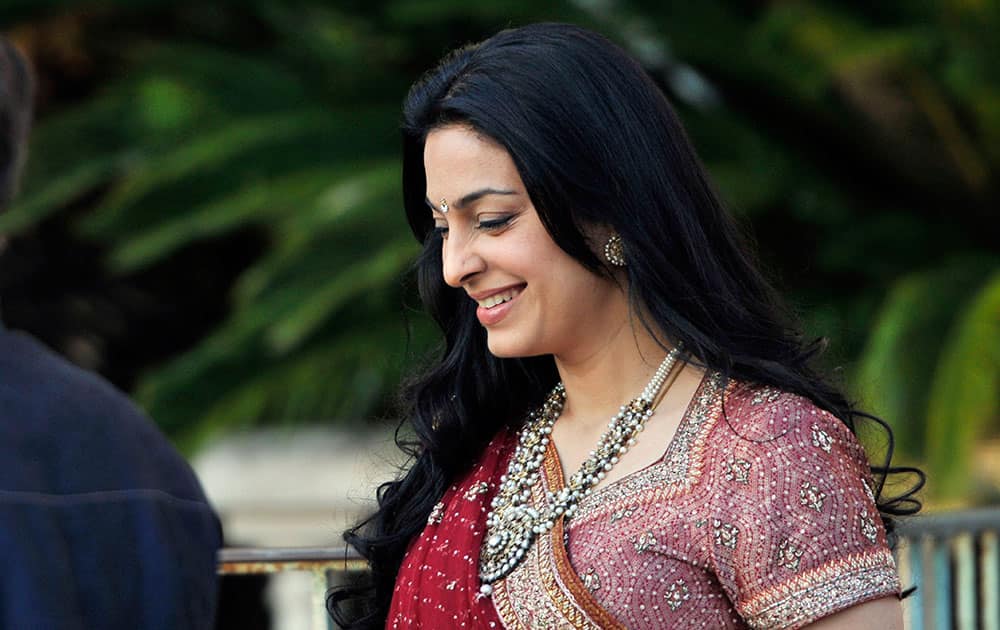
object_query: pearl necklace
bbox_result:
[478,346,682,596]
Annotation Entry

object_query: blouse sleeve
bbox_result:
[707,387,901,629]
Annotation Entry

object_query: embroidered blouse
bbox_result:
[388,374,901,629]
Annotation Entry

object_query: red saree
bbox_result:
[386,428,516,629]
[388,374,901,629]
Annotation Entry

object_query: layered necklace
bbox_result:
[478,346,682,596]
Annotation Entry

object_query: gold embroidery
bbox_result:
[575,374,724,520]
[741,549,900,629]
[493,439,626,629]
[490,375,899,629]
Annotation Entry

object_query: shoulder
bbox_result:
[719,380,857,448]
[0,329,143,422]
[0,331,221,627]
[704,380,899,628]
[707,379,875,511]
[0,329,208,501]
[711,380,873,479]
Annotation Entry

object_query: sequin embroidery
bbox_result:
[725,458,752,484]
[713,520,739,549]
[750,386,782,406]
[776,538,804,571]
[665,579,690,611]
[427,501,445,525]
[810,423,833,453]
[860,512,879,544]
[464,481,490,501]
[799,481,826,512]
[634,531,658,553]
[454,375,900,629]
[582,568,602,593]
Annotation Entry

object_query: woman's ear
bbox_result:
[583,224,627,273]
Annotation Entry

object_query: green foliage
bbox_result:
[3,0,997,503]
[854,257,996,458]
[925,271,1000,498]
[617,1,999,501]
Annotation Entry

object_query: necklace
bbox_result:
[478,346,682,596]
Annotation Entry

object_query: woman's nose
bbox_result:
[441,233,486,288]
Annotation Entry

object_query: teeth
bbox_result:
[478,289,519,308]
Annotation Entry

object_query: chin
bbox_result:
[485,339,521,359]
[485,331,542,359]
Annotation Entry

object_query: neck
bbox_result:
[552,316,673,427]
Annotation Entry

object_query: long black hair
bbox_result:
[328,23,922,628]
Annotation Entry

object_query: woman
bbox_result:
[330,23,921,629]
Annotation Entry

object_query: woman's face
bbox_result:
[423,125,628,360]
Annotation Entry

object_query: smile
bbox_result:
[472,285,525,327]
[477,287,523,309]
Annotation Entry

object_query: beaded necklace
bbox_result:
[478,346,682,596]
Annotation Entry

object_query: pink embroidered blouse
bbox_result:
[389,374,901,629]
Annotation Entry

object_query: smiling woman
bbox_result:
[328,23,920,630]
[425,127,629,359]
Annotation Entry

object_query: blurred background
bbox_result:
[1,0,997,627]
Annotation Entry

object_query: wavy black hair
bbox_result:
[328,22,922,628]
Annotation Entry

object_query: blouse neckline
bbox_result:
[542,370,717,518]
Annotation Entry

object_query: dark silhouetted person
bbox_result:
[0,37,223,629]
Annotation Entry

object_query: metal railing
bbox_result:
[219,507,1000,630]
[218,546,365,630]
[895,507,1000,630]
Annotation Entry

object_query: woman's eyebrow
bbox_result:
[425,188,519,213]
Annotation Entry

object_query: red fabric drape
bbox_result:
[387,430,516,629]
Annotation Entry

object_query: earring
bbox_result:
[439,198,449,213]
[604,233,626,267]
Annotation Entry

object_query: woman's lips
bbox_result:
[475,286,524,327]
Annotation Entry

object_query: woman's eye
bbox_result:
[478,216,513,231]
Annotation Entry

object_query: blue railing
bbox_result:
[895,507,1000,629]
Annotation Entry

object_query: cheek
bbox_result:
[536,265,605,324]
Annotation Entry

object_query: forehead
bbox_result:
[423,126,522,192]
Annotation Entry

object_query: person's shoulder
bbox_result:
[719,378,856,447]
[0,328,207,500]
[705,380,898,628]
[0,328,137,418]
[704,378,876,514]
[708,378,872,483]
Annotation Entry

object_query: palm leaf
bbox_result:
[925,270,1000,499]
[853,256,997,457]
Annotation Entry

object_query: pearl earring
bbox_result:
[604,233,626,267]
